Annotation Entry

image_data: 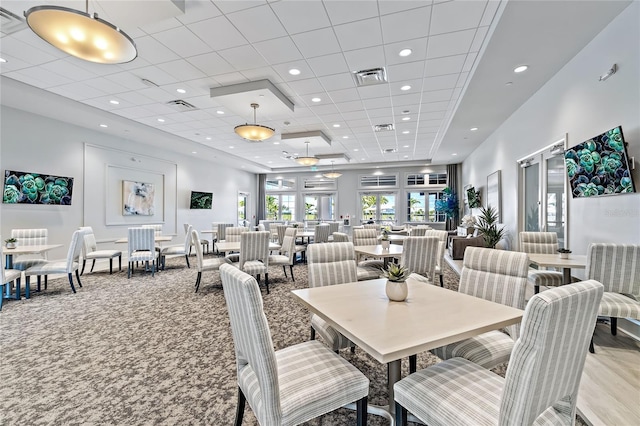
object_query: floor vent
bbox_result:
[166,99,198,112]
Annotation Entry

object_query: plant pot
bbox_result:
[381,240,390,250]
[5,242,16,249]
[559,253,570,259]
[385,280,408,302]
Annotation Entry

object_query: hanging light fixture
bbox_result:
[234,103,275,142]
[323,161,342,179]
[296,141,319,166]
[24,1,137,64]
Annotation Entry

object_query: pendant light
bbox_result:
[25,1,137,64]
[322,161,342,179]
[296,141,319,166]
[234,103,275,142]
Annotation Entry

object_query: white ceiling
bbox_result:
[0,0,631,174]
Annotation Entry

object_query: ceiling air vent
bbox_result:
[373,123,394,132]
[166,99,198,112]
[0,7,26,35]
[353,67,387,87]
[383,148,397,153]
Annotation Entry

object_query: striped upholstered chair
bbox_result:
[585,243,640,352]
[394,280,603,426]
[127,227,157,278]
[1,238,24,307]
[191,230,230,293]
[235,230,270,293]
[352,228,384,277]
[159,225,192,270]
[331,232,349,242]
[519,231,565,293]
[403,236,439,284]
[313,223,330,244]
[10,228,49,289]
[224,226,249,263]
[424,230,449,287]
[429,247,529,370]
[219,264,369,426]
[268,228,297,281]
[308,242,358,352]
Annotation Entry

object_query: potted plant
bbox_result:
[383,263,410,301]
[435,187,459,229]
[475,205,505,248]
[557,248,572,259]
[380,228,390,250]
[5,237,17,249]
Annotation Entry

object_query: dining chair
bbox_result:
[10,228,49,290]
[402,236,439,285]
[25,229,86,294]
[127,227,157,278]
[424,230,448,287]
[219,264,369,426]
[159,225,192,270]
[1,239,24,307]
[235,230,270,293]
[79,226,122,275]
[519,231,565,293]
[268,228,297,281]
[326,221,340,241]
[410,227,428,237]
[313,223,330,244]
[215,223,234,254]
[429,247,529,371]
[276,224,288,246]
[224,227,249,263]
[308,242,358,352]
[331,232,349,242]
[395,280,603,426]
[191,230,230,293]
[352,228,384,269]
[184,223,208,255]
[585,243,640,353]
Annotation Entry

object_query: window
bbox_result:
[237,192,249,226]
[304,194,336,220]
[266,194,296,221]
[360,174,398,188]
[303,178,337,190]
[429,173,447,185]
[266,177,296,191]
[406,173,447,186]
[407,191,446,222]
[429,192,447,222]
[361,193,396,224]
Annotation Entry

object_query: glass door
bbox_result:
[360,193,397,224]
[304,194,336,221]
[237,192,249,226]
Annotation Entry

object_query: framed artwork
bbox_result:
[3,169,73,205]
[123,180,155,216]
[487,170,502,222]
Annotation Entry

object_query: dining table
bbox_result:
[292,278,523,421]
[3,244,63,269]
[114,235,173,244]
[528,253,587,284]
[354,244,403,268]
[215,241,280,253]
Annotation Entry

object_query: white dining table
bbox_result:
[528,253,587,284]
[215,241,280,253]
[3,244,63,269]
[292,278,524,421]
[354,244,403,268]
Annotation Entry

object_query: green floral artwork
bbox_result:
[3,170,73,205]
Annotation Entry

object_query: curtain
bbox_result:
[446,164,460,231]
[257,174,266,224]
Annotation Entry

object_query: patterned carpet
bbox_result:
[0,254,587,425]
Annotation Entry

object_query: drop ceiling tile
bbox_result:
[113,106,158,119]
[137,87,175,103]
[480,0,502,27]
[135,35,181,64]
[152,26,212,57]
[143,103,180,116]
[383,38,429,66]
[421,74,460,91]
[133,65,180,86]
[393,92,423,106]
[139,16,184,34]
[227,5,287,43]
[271,61,314,81]
[0,37,60,66]
[8,29,67,59]
[470,27,490,52]
[285,78,325,96]
[241,67,285,84]
[177,1,223,24]
[253,37,303,65]
[84,77,134,96]
[218,45,269,71]
[213,72,250,86]
[39,60,98,82]
[426,29,476,59]
[422,89,454,103]
[186,52,235,76]
[306,53,349,77]
[0,53,32,73]
[335,100,365,113]
[309,103,339,115]
[340,109,368,120]
[430,1,486,35]
[334,18,383,51]
[380,7,431,44]
[424,54,466,77]
[117,90,158,106]
[323,1,379,25]
[456,72,470,88]
[5,67,73,88]
[327,88,360,103]
[188,16,249,51]
[291,28,342,58]
[161,59,207,81]
[367,108,394,119]
[318,74,356,91]
[357,84,389,100]
[49,82,106,101]
[270,1,331,34]
[362,97,391,110]
[343,46,386,72]
[387,62,426,82]
[420,101,449,112]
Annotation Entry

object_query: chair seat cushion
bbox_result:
[85,250,121,259]
[358,259,384,269]
[3,269,22,283]
[238,340,369,426]
[294,244,306,253]
[160,246,186,256]
[430,330,515,369]
[528,269,564,287]
[268,254,290,265]
[129,251,156,262]
[394,357,503,426]
[239,260,267,275]
[408,272,431,284]
[311,314,353,351]
[201,257,230,272]
[11,259,47,271]
[357,265,382,280]
[26,261,79,275]
[599,292,640,319]
[225,253,240,263]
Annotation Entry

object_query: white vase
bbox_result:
[386,280,408,302]
[5,242,16,249]
[559,252,569,259]
[381,240,390,250]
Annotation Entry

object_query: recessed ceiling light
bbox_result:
[373,170,384,176]
[268,161,273,164]
[192,151,197,154]
[216,110,225,114]
[109,99,119,105]
[273,142,280,145]
[229,146,234,149]
[452,153,458,156]
[289,68,301,75]
[470,127,478,131]
[402,117,410,121]
[176,88,186,94]
[404,155,409,158]
[311,97,321,102]
[402,130,410,134]
[403,145,409,148]
[276,176,283,180]
[399,48,412,57]
[99,124,108,128]
[206,137,211,140]
[354,148,359,151]
[400,85,411,91]
[333,124,340,128]
[514,65,528,73]
[342,136,349,139]
[157,118,165,122]
[505,82,513,86]
[361,158,365,161]
[0,57,7,63]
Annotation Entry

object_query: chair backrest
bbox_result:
[332,232,349,242]
[401,236,439,279]
[257,223,266,232]
[499,280,603,424]
[314,223,330,243]
[191,230,205,272]
[327,222,340,234]
[183,223,190,233]
[217,223,234,241]
[128,227,155,255]
[424,230,449,267]
[183,225,193,252]
[363,223,379,230]
[11,228,48,260]
[239,231,270,269]
[585,243,639,296]
[142,224,163,236]
[308,242,357,288]
[78,226,97,256]
[519,231,559,254]
[460,247,530,339]
[226,227,248,242]
[353,228,378,246]
[411,227,428,237]
[65,230,87,272]
[276,224,288,245]
[279,228,297,263]
[219,264,282,424]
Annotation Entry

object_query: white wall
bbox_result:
[1,106,256,259]
[462,2,640,258]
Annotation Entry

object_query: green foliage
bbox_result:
[475,205,505,248]
[383,263,410,282]
[434,187,459,219]
[5,237,17,243]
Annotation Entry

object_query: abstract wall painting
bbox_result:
[123,180,155,216]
